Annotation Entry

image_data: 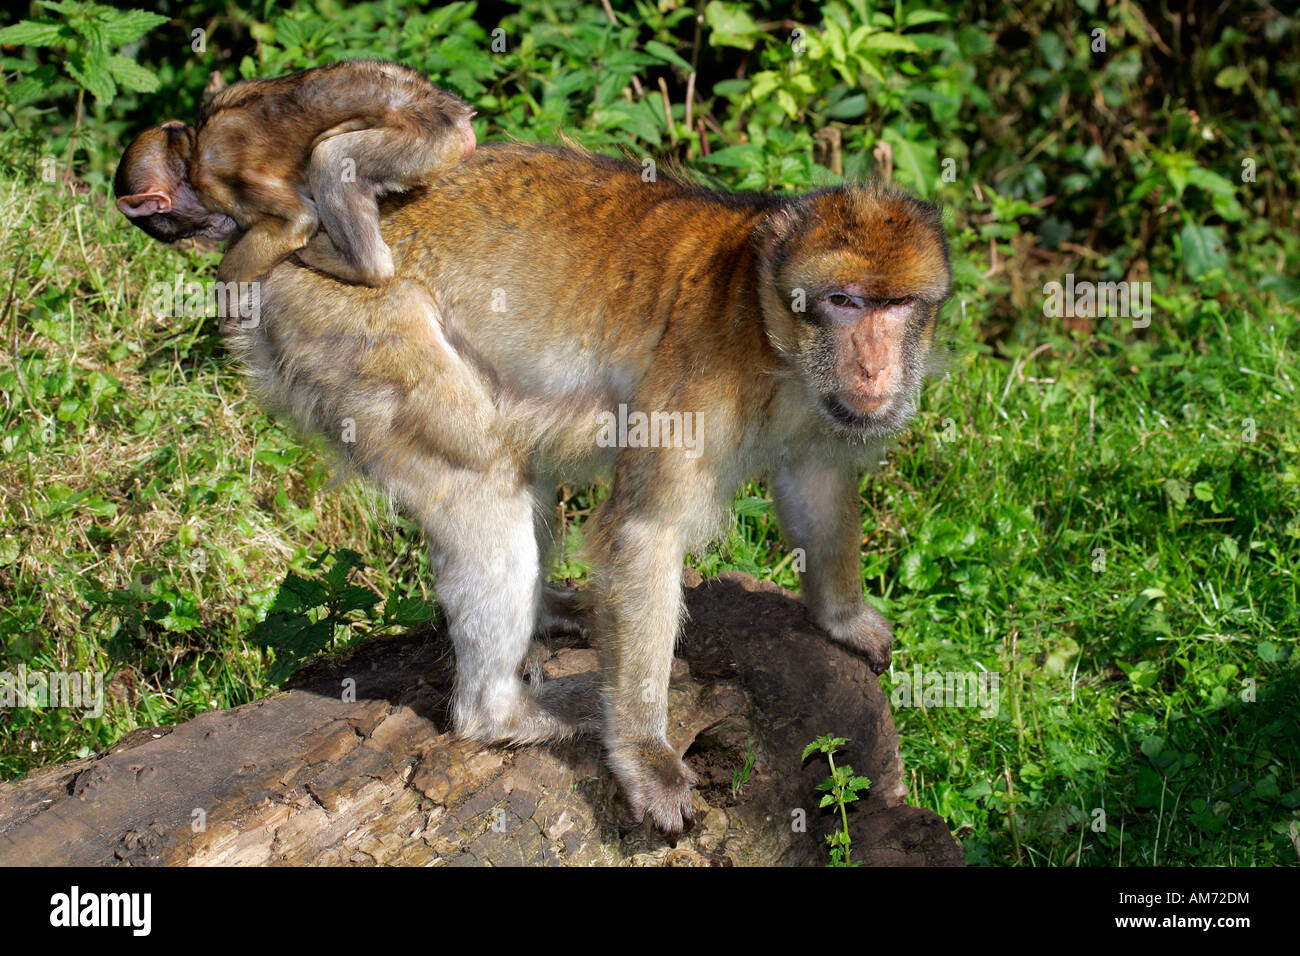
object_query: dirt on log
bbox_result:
[0,572,963,866]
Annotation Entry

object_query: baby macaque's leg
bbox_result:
[304,119,470,287]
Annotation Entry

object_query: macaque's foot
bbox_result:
[215,259,264,286]
[296,233,393,287]
[457,675,601,745]
[537,583,589,640]
[819,605,893,674]
[607,737,698,837]
[521,638,548,686]
[354,248,395,286]
[523,586,591,685]
[534,673,603,733]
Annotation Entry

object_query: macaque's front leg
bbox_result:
[216,206,318,285]
[590,506,697,835]
[771,455,893,673]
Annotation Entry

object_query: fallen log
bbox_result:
[0,572,963,866]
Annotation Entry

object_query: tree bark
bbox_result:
[0,573,963,867]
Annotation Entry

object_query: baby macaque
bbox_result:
[114,59,476,286]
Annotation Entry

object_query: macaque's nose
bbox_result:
[853,361,877,390]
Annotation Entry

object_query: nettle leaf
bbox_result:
[0,20,69,46]
[65,55,117,102]
[383,595,434,629]
[107,54,160,94]
[704,0,760,50]
[282,619,336,657]
[334,585,380,615]
[734,496,772,518]
[253,611,311,646]
[702,144,764,169]
[597,98,663,145]
[6,65,64,101]
[1180,223,1227,279]
[98,9,169,47]
[271,572,328,612]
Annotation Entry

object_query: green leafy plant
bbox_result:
[0,1,166,178]
[804,734,871,866]
[252,548,435,683]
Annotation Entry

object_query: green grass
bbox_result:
[0,179,440,769]
[1,162,1297,866]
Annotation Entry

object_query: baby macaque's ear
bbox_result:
[116,192,172,217]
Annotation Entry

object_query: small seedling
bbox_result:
[803,734,871,867]
[731,739,756,794]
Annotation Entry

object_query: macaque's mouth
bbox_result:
[821,392,896,432]
[177,215,238,242]
[202,216,239,240]
[838,389,889,414]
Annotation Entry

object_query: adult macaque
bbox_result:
[114,60,476,287]
[228,144,951,835]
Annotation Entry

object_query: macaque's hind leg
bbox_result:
[308,131,391,286]
[308,121,460,287]
[531,481,590,641]
[539,583,588,639]
[400,470,599,744]
[589,503,699,836]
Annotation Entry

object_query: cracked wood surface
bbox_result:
[0,572,963,866]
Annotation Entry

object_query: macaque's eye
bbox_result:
[826,292,862,308]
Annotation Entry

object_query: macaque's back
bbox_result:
[197,60,470,183]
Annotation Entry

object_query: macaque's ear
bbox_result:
[757,205,800,259]
[117,192,171,217]
[202,70,227,106]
